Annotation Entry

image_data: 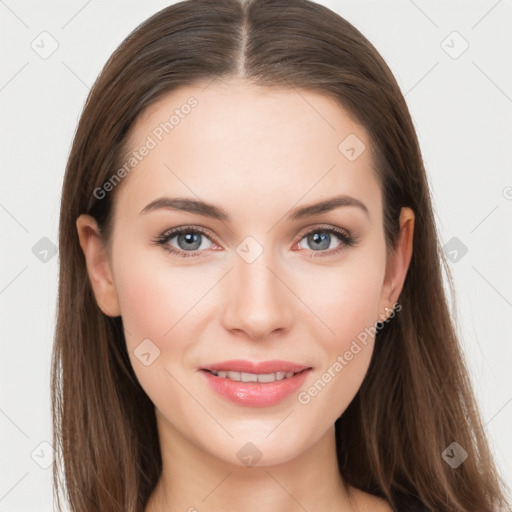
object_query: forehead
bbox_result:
[114,78,381,225]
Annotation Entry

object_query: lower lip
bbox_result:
[200,369,311,407]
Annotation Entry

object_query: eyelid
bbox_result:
[295,223,352,241]
[159,225,216,243]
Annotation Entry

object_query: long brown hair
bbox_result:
[51,0,511,510]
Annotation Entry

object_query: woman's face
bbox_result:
[78,78,413,467]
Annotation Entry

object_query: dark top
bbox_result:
[394,492,430,511]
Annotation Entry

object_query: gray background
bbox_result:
[1,0,511,510]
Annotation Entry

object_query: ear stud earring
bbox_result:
[384,302,401,321]
[384,302,398,320]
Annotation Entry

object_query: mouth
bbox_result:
[199,360,312,407]
[200,359,311,375]
[202,368,308,383]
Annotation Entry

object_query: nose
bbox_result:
[222,250,294,341]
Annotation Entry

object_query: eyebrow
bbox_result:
[139,194,369,221]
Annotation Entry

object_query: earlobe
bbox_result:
[380,207,415,312]
[76,214,121,317]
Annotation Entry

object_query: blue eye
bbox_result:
[153,226,214,258]
[296,226,356,257]
[153,225,357,259]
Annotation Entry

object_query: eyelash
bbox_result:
[152,224,358,259]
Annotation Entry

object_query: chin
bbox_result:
[203,429,314,469]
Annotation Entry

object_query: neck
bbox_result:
[145,413,354,512]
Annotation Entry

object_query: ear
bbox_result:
[379,207,414,318]
[76,214,121,317]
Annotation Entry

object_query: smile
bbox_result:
[205,370,301,382]
[200,366,311,407]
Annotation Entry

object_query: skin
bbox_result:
[76,77,414,512]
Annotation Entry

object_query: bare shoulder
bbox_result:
[347,486,394,512]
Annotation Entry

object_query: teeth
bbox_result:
[241,371,258,382]
[211,370,297,382]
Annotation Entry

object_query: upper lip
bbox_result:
[201,359,311,374]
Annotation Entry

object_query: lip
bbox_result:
[199,360,312,407]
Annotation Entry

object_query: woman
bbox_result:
[51,0,511,510]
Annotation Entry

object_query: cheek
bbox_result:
[296,279,381,425]
[293,252,385,417]
[113,251,201,414]
[112,246,222,388]
[116,267,173,341]
[296,255,385,352]
[113,245,206,341]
